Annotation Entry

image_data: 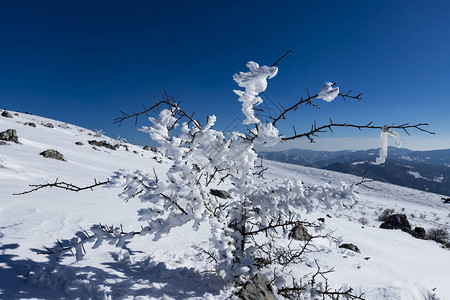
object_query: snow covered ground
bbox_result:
[1,110,449,299]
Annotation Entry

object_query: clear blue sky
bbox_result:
[1,1,449,150]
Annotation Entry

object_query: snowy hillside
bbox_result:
[1,110,449,299]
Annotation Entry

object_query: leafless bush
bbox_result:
[358,217,369,225]
[427,228,449,244]
[377,208,394,222]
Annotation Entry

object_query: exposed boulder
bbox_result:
[39,149,66,161]
[210,189,232,199]
[1,110,13,118]
[75,142,84,146]
[412,227,426,239]
[380,214,411,233]
[43,123,54,128]
[238,273,275,300]
[339,243,361,253]
[0,129,19,143]
[289,224,312,241]
[25,122,36,127]
[88,140,119,150]
[150,146,158,153]
[0,141,7,146]
[143,145,150,150]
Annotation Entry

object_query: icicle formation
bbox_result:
[233,61,278,125]
[317,82,339,102]
[375,126,402,164]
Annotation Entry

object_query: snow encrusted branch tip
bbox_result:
[233,61,278,125]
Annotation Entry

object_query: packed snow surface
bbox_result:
[1,110,449,299]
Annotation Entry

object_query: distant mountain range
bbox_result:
[260,147,450,196]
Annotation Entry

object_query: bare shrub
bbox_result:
[377,208,394,222]
[427,228,449,243]
[358,217,369,225]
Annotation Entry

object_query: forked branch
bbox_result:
[282,120,434,143]
[14,178,110,195]
[270,87,363,126]
[113,91,202,129]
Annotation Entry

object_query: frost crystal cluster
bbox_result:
[233,61,278,124]
[318,81,339,102]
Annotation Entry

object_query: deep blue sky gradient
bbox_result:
[1,1,449,150]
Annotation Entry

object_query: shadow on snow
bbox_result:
[0,243,225,299]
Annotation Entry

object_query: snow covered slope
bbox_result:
[1,110,449,299]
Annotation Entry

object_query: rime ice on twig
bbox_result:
[317,82,339,102]
[233,61,278,125]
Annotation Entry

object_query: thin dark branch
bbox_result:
[113,93,202,130]
[271,49,292,67]
[282,121,434,142]
[14,178,110,195]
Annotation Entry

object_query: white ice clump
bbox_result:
[233,61,278,125]
[252,122,282,147]
[375,126,402,164]
[317,82,339,102]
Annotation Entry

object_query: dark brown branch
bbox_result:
[14,178,110,195]
[270,88,362,126]
[113,92,202,130]
[271,93,319,126]
[282,121,434,142]
[352,169,375,190]
[271,49,292,67]
[158,193,188,215]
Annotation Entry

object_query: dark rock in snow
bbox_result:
[380,214,411,232]
[339,243,361,253]
[75,142,84,146]
[26,122,36,127]
[143,145,150,150]
[0,141,7,146]
[150,146,158,153]
[1,110,13,118]
[43,123,54,128]
[39,149,66,161]
[317,217,325,222]
[238,273,275,300]
[192,164,201,172]
[0,129,19,143]
[210,189,232,199]
[289,224,312,241]
[412,227,427,239]
[88,140,119,150]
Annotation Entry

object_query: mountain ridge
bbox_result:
[260,147,450,196]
